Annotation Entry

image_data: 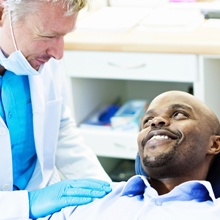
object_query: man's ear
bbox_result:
[209,135,220,155]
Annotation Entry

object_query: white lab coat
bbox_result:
[0,58,111,220]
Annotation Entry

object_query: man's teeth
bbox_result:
[150,135,169,140]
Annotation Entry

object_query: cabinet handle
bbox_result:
[107,62,146,69]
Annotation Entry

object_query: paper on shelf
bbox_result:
[75,7,152,31]
[142,9,199,26]
[138,7,204,32]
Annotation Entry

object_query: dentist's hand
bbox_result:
[28,178,112,219]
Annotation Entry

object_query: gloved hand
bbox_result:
[28,178,112,219]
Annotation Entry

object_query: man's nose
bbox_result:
[150,116,170,127]
[46,36,64,60]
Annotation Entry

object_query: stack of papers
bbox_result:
[76,7,152,31]
[139,7,204,32]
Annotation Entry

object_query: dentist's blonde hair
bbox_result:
[3,0,87,22]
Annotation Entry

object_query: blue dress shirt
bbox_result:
[42,175,220,220]
[0,70,36,190]
[0,75,5,123]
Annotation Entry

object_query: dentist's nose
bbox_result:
[46,36,64,60]
[150,116,170,128]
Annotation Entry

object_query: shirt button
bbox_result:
[155,200,162,206]
[0,127,7,136]
[2,184,10,191]
[8,112,12,118]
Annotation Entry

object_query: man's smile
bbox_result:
[141,129,180,149]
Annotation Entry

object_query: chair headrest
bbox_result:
[135,153,220,198]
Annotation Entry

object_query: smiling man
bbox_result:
[138,90,220,195]
[41,90,220,220]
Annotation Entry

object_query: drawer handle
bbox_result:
[107,62,146,69]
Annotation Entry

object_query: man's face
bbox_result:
[137,92,213,178]
[0,2,78,70]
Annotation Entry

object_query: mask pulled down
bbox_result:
[0,50,41,76]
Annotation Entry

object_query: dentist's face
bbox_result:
[0,2,78,70]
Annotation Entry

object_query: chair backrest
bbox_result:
[135,153,220,198]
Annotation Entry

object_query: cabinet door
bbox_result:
[64,51,198,82]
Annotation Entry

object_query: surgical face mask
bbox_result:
[0,50,41,75]
[0,11,41,76]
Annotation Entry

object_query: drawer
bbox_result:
[64,51,198,82]
[80,128,139,160]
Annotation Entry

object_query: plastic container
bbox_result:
[110,99,147,132]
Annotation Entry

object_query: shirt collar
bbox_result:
[121,175,149,196]
[121,175,217,204]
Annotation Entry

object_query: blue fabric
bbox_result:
[135,152,220,198]
[42,176,220,219]
[0,75,6,123]
[1,70,36,190]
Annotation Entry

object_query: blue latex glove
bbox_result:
[28,178,112,219]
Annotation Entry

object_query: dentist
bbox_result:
[0,0,111,219]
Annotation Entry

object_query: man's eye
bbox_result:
[173,111,188,119]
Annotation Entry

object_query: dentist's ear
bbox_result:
[0,0,4,25]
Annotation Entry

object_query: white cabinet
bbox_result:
[64,51,197,82]
[64,50,213,160]
[194,55,220,117]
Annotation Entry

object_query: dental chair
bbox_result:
[135,153,220,198]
